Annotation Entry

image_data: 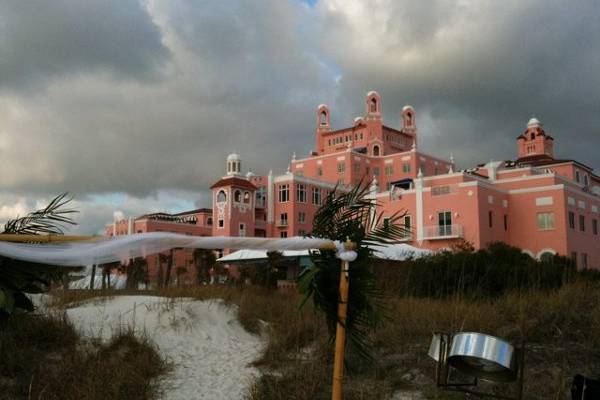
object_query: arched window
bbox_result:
[234,190,242,203]
[370,98,377,113]
[217,190,227,203]
[243,191,250,203]
[320,111,327,125]
[406,112,412,126]
[530,132,535,140]
[373,145,380,156]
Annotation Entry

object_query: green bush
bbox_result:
[375,242,576,299]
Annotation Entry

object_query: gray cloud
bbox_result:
[0,0,598,234]
[0,0,169,90]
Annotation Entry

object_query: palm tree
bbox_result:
[298,182,408,360]
[0,193,79,315]
[126,257,148,289]
[192,248,215,285]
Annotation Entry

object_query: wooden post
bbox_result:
[332,256,350,400]
[89,264,96,290]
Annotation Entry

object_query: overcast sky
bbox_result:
[0,0,598,234]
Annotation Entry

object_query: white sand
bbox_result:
[65,296,264,400]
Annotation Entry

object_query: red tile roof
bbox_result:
[210,176,257,190]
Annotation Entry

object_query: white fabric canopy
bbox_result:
[0,233,334,267]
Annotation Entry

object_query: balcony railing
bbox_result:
[277,220,288,227]
[423,224,463,240]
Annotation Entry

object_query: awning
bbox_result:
[217,249,311,263]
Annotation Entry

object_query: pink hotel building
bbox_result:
[107,91,600,278]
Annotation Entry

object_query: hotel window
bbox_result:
[312,187,322,205]
[537,212,555,230]
[239,223,246,237]
[584,174,589,187]
[296,184,307,203]
[593,219,598,235]
[278,184,289,202]
[328,139,331,146]
[503,215,508,231]
[382,217,390,231]
[337,162,345,174]
[317,166,323,176]
[582,253,588,269]
[402,163,411,173]
[568,211,575,229]
[280,231,288,238]
[385,165,393,176]
[217,190,227,203]
[234,190,242,203]
[243,191,250,203]
[373,167,380,176]
[207,217,213,226]
[488,211,493,228]
[256,187,266,207]
[298,212,306,224]
[360,133,363,140]
[438,211,452,236]
[403,215,411,238]
[575,170,581,183]
[579,215,585,232]
[280,213,288,226]
[218,219,224,228]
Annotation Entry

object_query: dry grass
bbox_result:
[0,312,167,400]
[44,281,600,399]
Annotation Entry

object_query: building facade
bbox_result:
[107,92,600,278]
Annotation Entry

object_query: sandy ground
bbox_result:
[64,296,264,400]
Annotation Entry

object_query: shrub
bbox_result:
[375,242,575,299]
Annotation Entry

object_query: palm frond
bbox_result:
[0,194,80,315]
[299,180,409,361]
[2,193,78,235]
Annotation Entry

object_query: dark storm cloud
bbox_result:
[315,0,600,169]
[0,0,598,234]
[0,0,169,90]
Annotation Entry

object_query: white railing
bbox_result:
[423,224,463,240]
[277,220,288,227]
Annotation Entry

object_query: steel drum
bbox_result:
[429,332,518,382]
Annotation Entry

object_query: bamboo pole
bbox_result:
[332,251,351,400]
[0,234,97,243]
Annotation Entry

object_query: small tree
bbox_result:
[299,183,408,360]
[125,257,148,289]
[192,249,216,285]
[175,266,187,286]
[0,193,79,315]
